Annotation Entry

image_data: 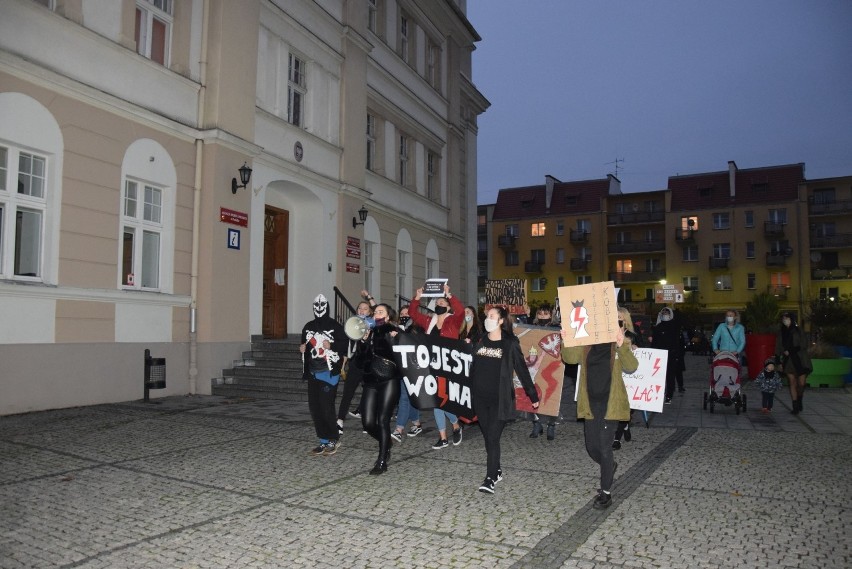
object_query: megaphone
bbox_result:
[344,316,374,340]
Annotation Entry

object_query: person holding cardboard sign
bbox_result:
[561,306,638,510]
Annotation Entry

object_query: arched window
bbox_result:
[425,239,439,280]
[363,216,380,295]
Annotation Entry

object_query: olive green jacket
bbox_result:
[561,341,639,421]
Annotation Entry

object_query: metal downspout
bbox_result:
[189,0,210,393]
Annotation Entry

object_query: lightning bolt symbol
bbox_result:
[652,357,661,376]
[437,376,449,407]
[572,307,586,330]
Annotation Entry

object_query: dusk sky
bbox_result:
[469,0,852,204]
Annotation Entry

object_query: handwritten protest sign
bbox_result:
[512,325,564,415]
[392,333,475,419]
[484,278,527,315]
[558,281,619,347]
[573,346,668,413]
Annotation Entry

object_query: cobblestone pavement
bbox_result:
[1,354,850,568]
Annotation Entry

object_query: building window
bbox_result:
[531,277,546,292]
[426,39,441,89]
[366,114,376,170]
[531,249,546,264]
[398,133,410,186]
[680,216,698,230]
[505,250,518,266]
[819,286,840,300]
[769,239,790,256]
[713,243,730,259]
[579,247,592,261]
[397,249,407,298]
[616,259,632,273]
[0,146,47,279]
[747,273,756,290]
[744,210,754,228]
[531,222,545,237]
[556,221,564,236]
[645,258,661,272]
[683,244,698,262]
[714,275,733,291]
[427,151,439,201]
[713,212,730,230]
[135,0,172,66]
[699,187,713,198]
[399,14,411,64]
[683,276,699,291]
[287,54,306,127]
[478,214,486,226]
[813,188,836,204]
[768,208,787,224]
[556,248,565,264]
[363,240,375,291]
[505,224,519,237]
[557,276,565,287]
[746,241,755,259]
[367,0,378,33]
[616,231,630,245]
[121,179,163,289]
[578,219,590,233]
[578,275,592,285]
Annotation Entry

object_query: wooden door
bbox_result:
[262,207,289,338]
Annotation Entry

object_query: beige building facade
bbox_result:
[0,0,487,415]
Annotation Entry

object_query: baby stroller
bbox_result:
[703,351,747,414]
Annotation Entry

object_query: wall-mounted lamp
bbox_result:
[231,162,253,194]
[352,205,368,228]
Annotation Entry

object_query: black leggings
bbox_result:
[361,377,400,464]
[337,363,364,420]
[475,398,506,481]
[584,402,618,492]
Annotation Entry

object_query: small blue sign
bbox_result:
[227,228,240,250]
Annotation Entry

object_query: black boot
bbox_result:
[798,391,804,412]
[791,399,800,415]
[623,424,632,442]
[370,448,390,475]
[546,423,556,441]
[529,420,542,438]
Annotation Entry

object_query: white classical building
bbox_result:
[0,0,488,415]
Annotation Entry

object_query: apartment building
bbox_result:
[0,0,487,415]
[484,162,851,325]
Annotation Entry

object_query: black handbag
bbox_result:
[369,355,397,380]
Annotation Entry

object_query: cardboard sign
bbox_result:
[421,278,448,298]
[558,281,619,347]
[484,278,527,315]
[512,325,565,416]
[655,283,685,304]
[573,347,668,413]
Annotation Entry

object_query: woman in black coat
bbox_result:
[651,307,684,404]
[471,306,540,494]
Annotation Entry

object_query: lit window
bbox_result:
[616,259,632,273]
[714,275,733,291]
[135,0,172,66]
[288,54,306,127]
[680,216,698,230]
[531,222,545,237]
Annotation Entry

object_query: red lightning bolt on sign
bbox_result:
[652,357,662,376]
[572,307,586,330]
[437,376,449,407]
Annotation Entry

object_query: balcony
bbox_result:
[497,235,517,249]
[674,228,696,242]
[811,266,852,280]
[609,270,665,283]
[809,197,852,216]
[764,221,785,236]
[569,229,589,243]
[767,285,790,299]
[569,258,589,271]
[607,211,665,225]
[477,250,488,261]
[607,240,666,254]
[810,233,852,249]
[709,257,729,270]
[524,261,543,273]
[766,253,786,267]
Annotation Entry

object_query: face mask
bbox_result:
[726,316,735,323]
[434,305,448,315]
[782,318,791,327]
[465,315,473,323]
[484,318,500,333]
[374,317,386,326]
[313,294,328,318]
[399,316,410,326]
[661,314,672,322]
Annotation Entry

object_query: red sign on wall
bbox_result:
[220,207,248,227]
[346,263,360,273]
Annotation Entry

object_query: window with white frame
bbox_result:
[426,38,441,90]
[579,246,592,261]
[287,53,306,127]
[819,286,839,300]
[398,133,409,186]
[578,275,592,285]
[683,276,698,291]
[713,212,730,229]
[680,216,698,230]
[366,114,376,171]
[427,151,439,201]
[713,243,730,259]
[531,277,546,292]
[744,210,754,228]
[121,179,163,289]
[616,259,632,273]
[531,222,545,237]
[367,0,378,33]
[0,146,47,278]
[747,273,756,290]
[556,248,565,264]
[556,221,564,235]
[714,275,733,291]
[505,250,518,266]
[505,224,519,237]
[645,258,661,272]
[399,14,410,64]
[683,244,698,262]
[135,0,172,66]
[768,208,787,224]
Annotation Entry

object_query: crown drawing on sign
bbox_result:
[571,299,585,308]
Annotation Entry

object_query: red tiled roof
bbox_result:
[492,179,610,220]
[668,163,804,211]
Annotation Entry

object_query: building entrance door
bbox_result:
[262,207,289,338]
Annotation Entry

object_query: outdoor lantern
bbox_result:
[352,205,369,228]
[231,162,253,194]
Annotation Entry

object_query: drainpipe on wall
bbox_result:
[188,0,210,394]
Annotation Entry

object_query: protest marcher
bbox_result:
[408,283,465,449]
[300,294,346,456]
[460,305,483,344]
[711,309,746,361]
[651,307,684,404]
[528,305,559,440]
[358,303,401,474]
[472,306,540,494]
[561,306,638,509]
[336,297,374,431]
[776,311,812,414]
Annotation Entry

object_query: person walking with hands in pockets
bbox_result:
[408,282,465,449]
[471,306,540,494]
